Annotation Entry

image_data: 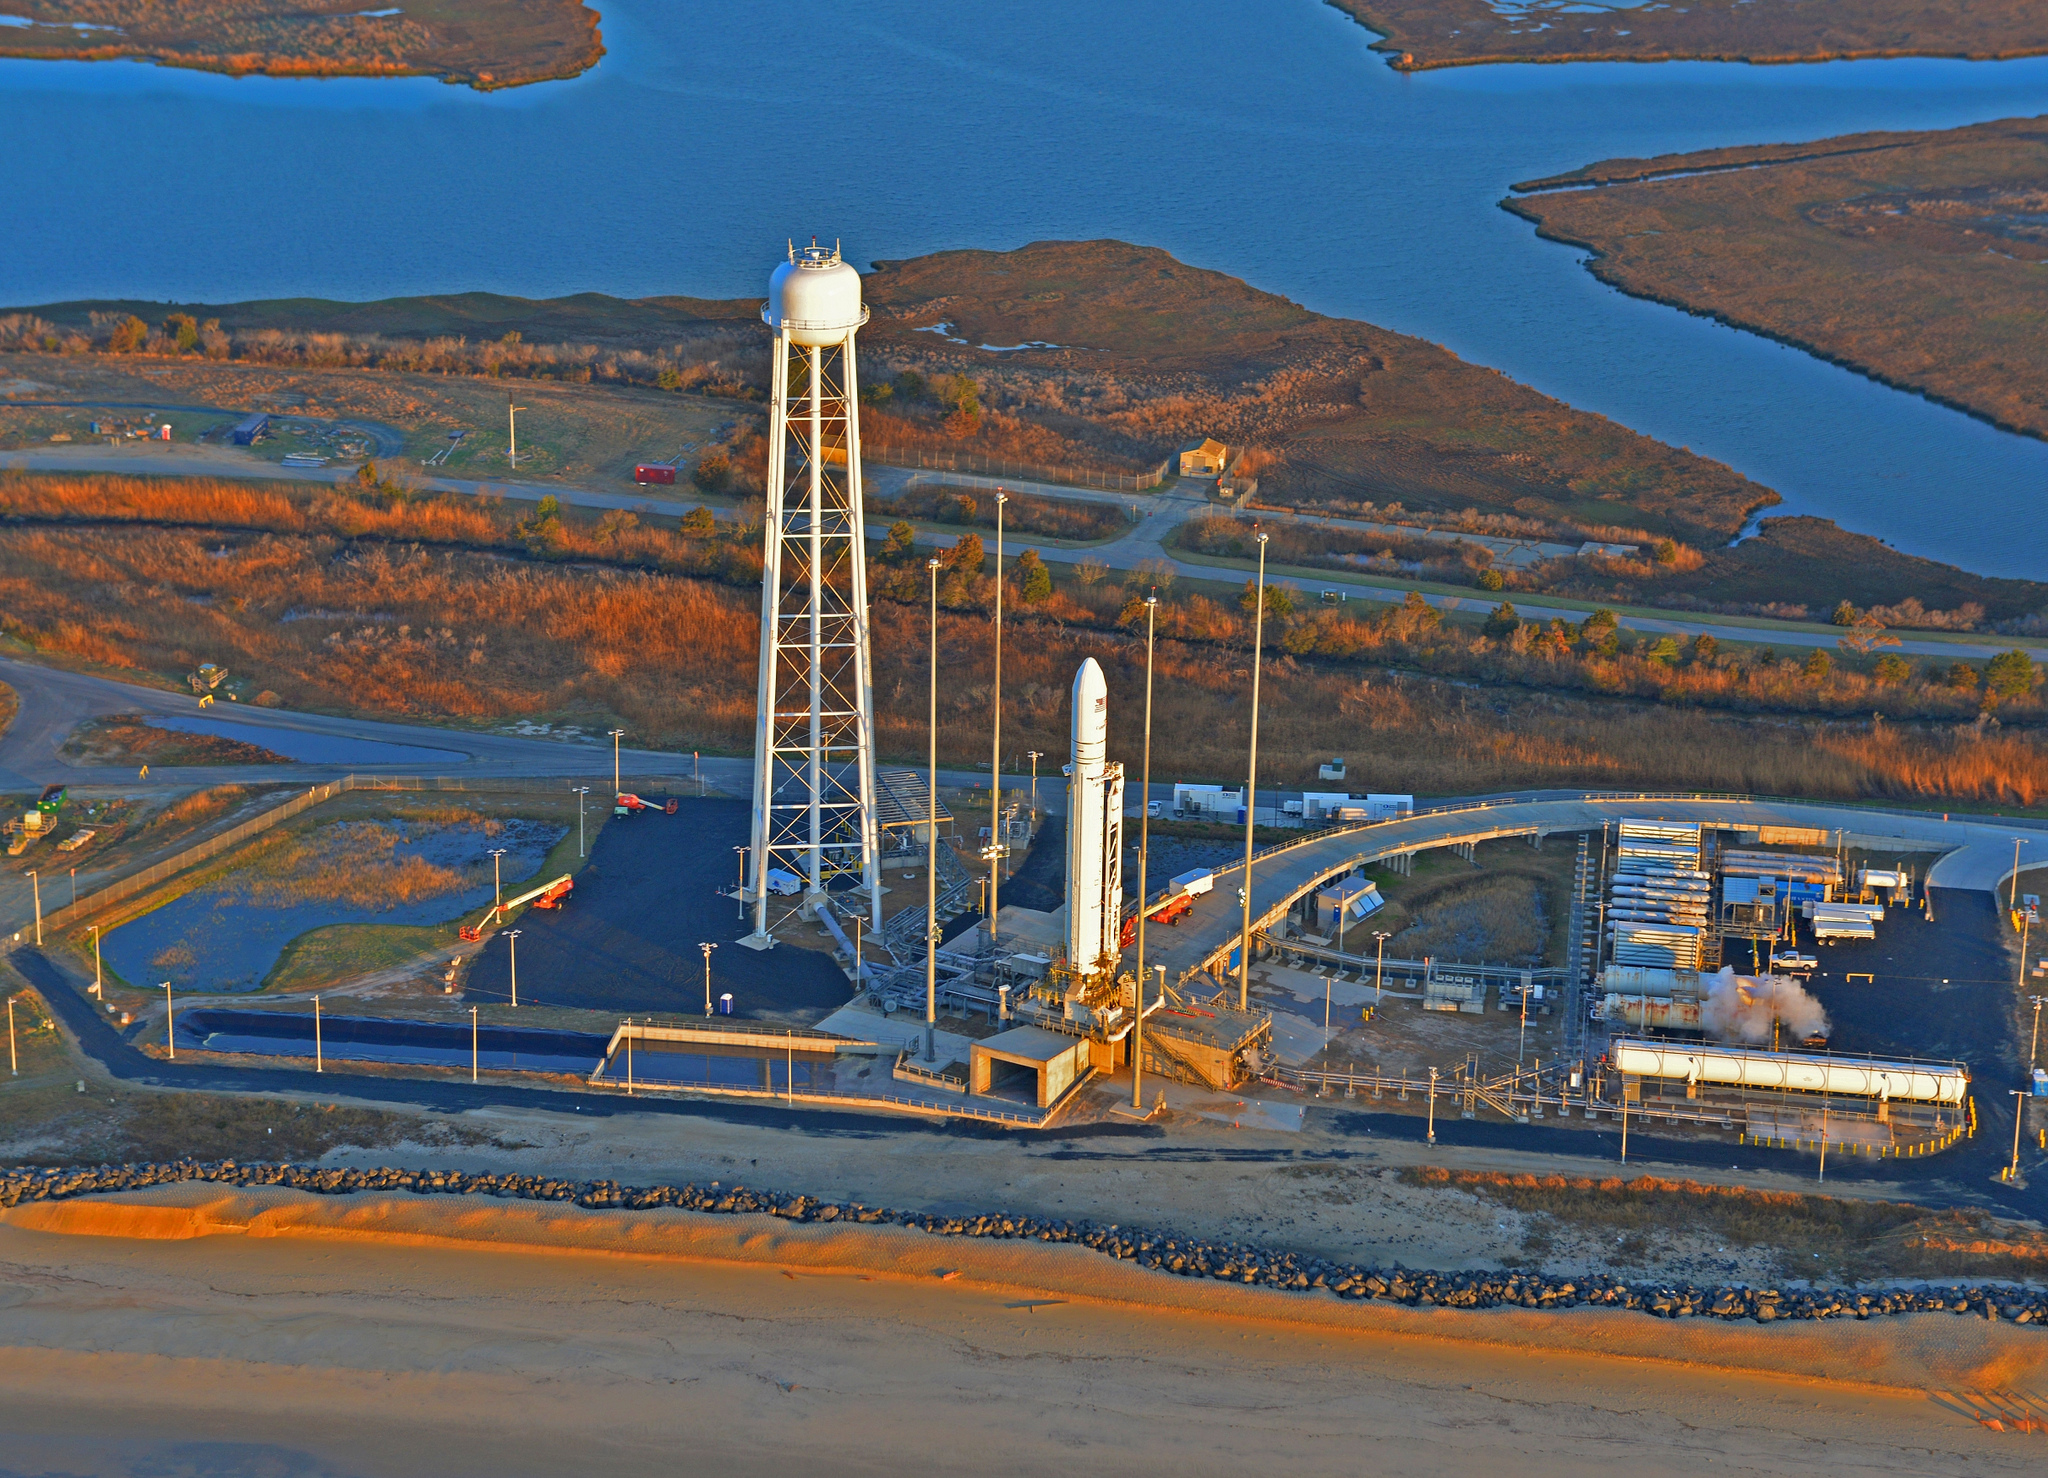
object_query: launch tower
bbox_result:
[744,241,881,946]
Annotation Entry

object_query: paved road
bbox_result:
[1146,794,2048,988]
[11,443,2033,659]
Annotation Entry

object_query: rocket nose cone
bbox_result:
[1071,658,1108,754]
[1073,657,1107,707]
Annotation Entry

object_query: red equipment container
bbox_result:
[633,464,677,485]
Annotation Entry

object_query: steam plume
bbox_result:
[1701,966,1830,1046]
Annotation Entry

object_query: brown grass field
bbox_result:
[1505,116,2048,442]
[1332,0,2048,72]
[61,715,287,768]
[18,240,2045,615]
[0,0,601,90]
[1,471,2043,809]
[1409,1167,2048,1283]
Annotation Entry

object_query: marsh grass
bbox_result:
[233,821,478,911]
[1,473,2042,809]
[1387,874,1547,964]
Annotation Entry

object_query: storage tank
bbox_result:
[1611,1037,1968,1103]
[764,241,867,346]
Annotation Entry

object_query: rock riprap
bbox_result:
[3,1161,2040,1326]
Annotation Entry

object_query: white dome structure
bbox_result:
[763,241,868,346]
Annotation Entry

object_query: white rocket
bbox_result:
[1064,658,1125,977]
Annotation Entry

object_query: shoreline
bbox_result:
[9,1180,2045,1393]
[8,1163,2045,1338]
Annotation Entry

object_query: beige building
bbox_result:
[1179,438,1228,476]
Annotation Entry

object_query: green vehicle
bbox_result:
[36,784,65,815]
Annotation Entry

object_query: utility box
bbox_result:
[634,463,677,485]
[1314,878,1382,933]
[232,413,269,445]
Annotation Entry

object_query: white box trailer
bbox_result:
[1168,868,1215,899]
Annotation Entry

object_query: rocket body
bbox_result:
[1064,658,1125,975]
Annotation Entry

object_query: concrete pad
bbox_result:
[813,1003,975,1064]
[1264,1010,1335,1067]
[1096,1069,1306,1132]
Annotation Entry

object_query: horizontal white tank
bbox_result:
[1597,995,1702,1030]
[1612,1037,1968,1104]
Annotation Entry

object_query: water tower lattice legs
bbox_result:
[745,318,880,946]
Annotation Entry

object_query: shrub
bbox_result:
[1482,601,1519,639]
[1832,600,1858,626]
[1016,548,1053,603]
[692,453,732,493]
[1874,654,1910,686]
[680,507,716,537]
[1804,649,1833,682]
[1476,567,1505,592]
[1985,648,2040,700]
[106,315,149,353]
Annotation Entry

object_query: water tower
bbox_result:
[742,240,882,947]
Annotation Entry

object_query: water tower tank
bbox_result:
[765,242,867,346]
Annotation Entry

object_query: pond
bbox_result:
[105,817,562,992]
[175,1006,610,1075]
[3,1,2046,573]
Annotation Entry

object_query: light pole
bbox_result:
[2010,1090,2029,1185]
[1373,930,1390,1009]
[27,870,39,947]
[926,556,942,1063]
[574,786,589,858]
[1026,751,1041,826]
[88,924,101,998]
[2029,994,2046,1072]
[734,846,748,919]
[1426,1065,1438,1145]
[162,981,175,1059]
[506,929,521,1008]
[508,402,526,469]
[489,848,507,919]
[700,942,716,1016]
[7,995,15,1076]
[1134,593,1158,1110]
[851,911,864,991]
[314,994,323,1074]
[470,1005,478,1084]
[987,490,1007,949]
[2013,838,2027,917]
[1236,531,1269,1012]
[609,728,625,797]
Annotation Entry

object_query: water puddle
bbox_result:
[176,1007,608,1074]
[107,817,562,992]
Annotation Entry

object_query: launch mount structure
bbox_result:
[743,241,882,946]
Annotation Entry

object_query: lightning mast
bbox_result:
[743,240,881,946]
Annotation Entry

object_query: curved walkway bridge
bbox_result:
[1147,792,2044,991]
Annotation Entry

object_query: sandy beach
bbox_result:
[0,1183,2041,1477]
